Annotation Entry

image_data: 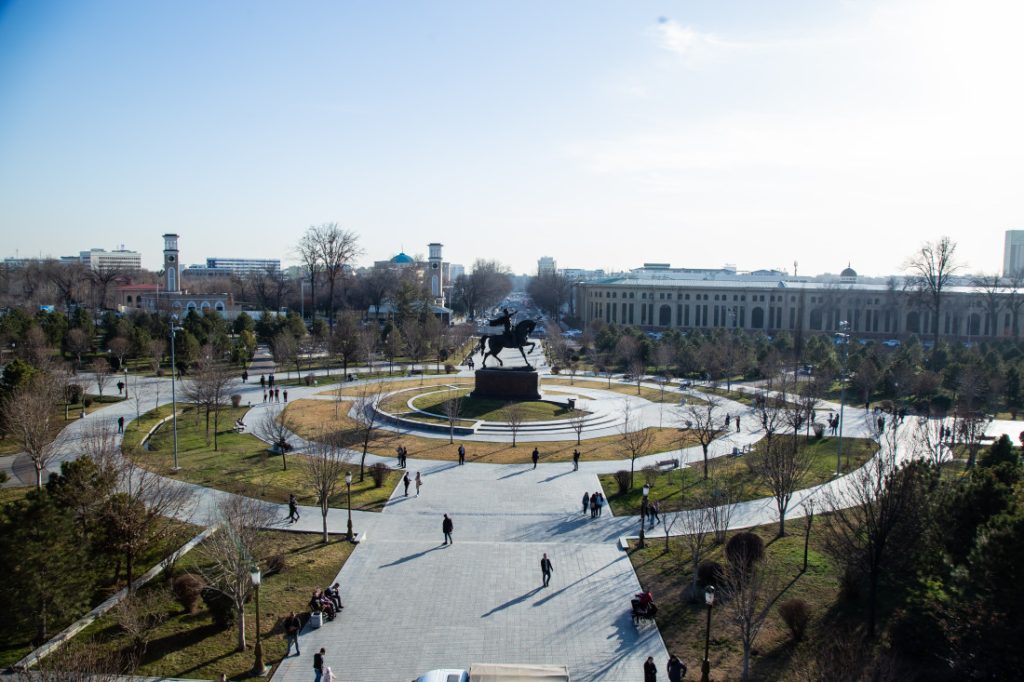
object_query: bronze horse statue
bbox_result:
[478,319,537,368]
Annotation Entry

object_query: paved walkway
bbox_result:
[35,351,1024,682]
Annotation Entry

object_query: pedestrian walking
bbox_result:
[597,492,605,516]
[572,448,580,471]
[735,415,740,432]
[260,375,266,389]
[651,499,660,525]
[242,369,248,383]
[283,389,288,402]
[117,415,124,433]
[275,388,281,402]
[644,655,657,681]
[263,391,267,403]
[288,493,300,523]
[458,444,465,465]
[532,447,539,469]
[442,513,454,545]
[403,472,411,497]
[590,492,598,518]
[313,648,325,682]
[284,611,301,656]
[541,553,553,587]
[415,471,422,497]
[641,497,649,523]
[582,491,590,515]
[396,445,404,467]
[667,654,686,682]
[269,373,275,387]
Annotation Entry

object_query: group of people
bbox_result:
[403,470,422,497]
[259,373,276,389]
[644,653,687,682]
[395,444,409,467]
[308,582,344,622]
[263,387,286,402]
[583,491,606,517]
[641,497,661,527]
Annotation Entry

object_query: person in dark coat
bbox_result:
[284,611,301,656]
[442,513,454,545]
[572,448,580,471]
[532,447,539,469]
[667,654,686,682]
[458,444,465,465]
[313,648,325,682]
[541,553,553,587]
[644,655,657,681]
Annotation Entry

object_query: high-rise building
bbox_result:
[77,247,142,272]
[1004,230,1024,277]
[538,256,556,276]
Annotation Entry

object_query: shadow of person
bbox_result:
[481,586,545,618]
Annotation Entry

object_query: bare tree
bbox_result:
[1,375,61,488]
[296,229,324,322]
[972,273,1005,338]
[330,312,364,379]
[910,414,952,466]
[721,544,776,682]
[705,464,741,544]
[442,389,464,444]
[800,496,816,572]
[382,326,403,375]
[147,338,164,374]
[113,586,169,661]
[92,357,112,398]
[351,383,386,480]
[271,333,298,379]
[754,388,788,455]
[194,494,278,652]
[500,402,526,447]
[14,641,133,682]
[568,407,587,446]
[102,452,193,589]
[255,405,294,470]
[620,400,655,488]
[401,317,430,383]
[304,223,361,325]
[683,396,722,480]
[303,432,352,543]
[182,347,238,451]
[65,328,91,370]
[358,325,379,373]
[679,505,714,600]
[108,336,131,370]
[903,236,963,347]
[754,437,813,537]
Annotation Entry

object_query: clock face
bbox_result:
[431,262,438,269]
[167,255,176,263]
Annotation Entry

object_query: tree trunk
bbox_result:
[126,550,135,590]
[702,446,709,480]
[802,523,811,571]
[213,408,219,451]
[321,505,329,544]
[34,463,43,490]
[868,568,878,638]
[742,644,751,682]
[236,609,246,651]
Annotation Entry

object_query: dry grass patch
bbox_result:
[284,399,701,464]
[543,378,686,403]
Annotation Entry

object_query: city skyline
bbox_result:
[2,0,1022,276]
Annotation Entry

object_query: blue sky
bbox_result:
[1,0,1022,275]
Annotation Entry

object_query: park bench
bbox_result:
[656,458,678,470]
[631,598,658,626]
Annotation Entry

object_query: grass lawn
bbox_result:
[600,437,877,516]
[628,522,849,681]
[0,512,196,670]
[406,388,589,422]
[127,406,400,512]
[285,398,701,464]
[321,376,473,398]
[79,531,355,680]
[702,386,757,406]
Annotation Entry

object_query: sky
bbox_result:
[1,0,1022,276]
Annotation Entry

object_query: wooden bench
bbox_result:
[656,458,678,470]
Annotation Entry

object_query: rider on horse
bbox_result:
[488,308,516,339]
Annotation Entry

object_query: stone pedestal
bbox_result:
[471,367,541,401]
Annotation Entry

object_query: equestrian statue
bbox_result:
[478,307,537,368]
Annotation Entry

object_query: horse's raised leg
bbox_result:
[518,345,532,368]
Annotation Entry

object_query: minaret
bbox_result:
[428,242,444,306]
[163,233,181,293]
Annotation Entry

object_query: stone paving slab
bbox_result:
[272,539,665,682]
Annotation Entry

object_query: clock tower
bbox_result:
[428,242,444,306]
[163,233,181,293]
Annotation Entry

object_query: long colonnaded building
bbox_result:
[575,263,1021,341]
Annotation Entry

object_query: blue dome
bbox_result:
[391,252,414,264]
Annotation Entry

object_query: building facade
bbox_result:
[538,256,557,276]
[1004,230,1024,278]
[134,233,241,317]
[76,247,142,271]
[576,264,1016,341]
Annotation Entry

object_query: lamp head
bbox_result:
[345,472,353,485]
[705,585,716,606]
[250,565,261,586]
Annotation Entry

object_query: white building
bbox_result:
[1004,230,1024,278]
[76,247,142,271]
[538,256,557,276]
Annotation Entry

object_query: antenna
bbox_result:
[793,260,798,278]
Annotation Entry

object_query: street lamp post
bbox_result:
[701,585,715,682]
[169,320,181,471]
[123,367,129,399]
[345,471,354,542]
[836,321,849,475]
[249,565,267,676]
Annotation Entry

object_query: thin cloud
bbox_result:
[652,17,727,59]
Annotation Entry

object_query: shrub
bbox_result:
[778,598,811,641]
[201,587,236,628]
[697,560,725,587]
[65,384,84,404]
[550,366,561,375]
[82,397,93,408]
[444,363,456,374]
[614,470,631,495]
[725,532,765,570]
[642,466,659,487]
[172,574,205,614]
[812,423,825,439]
[230,394,242,408]
[369,462,389,488]
[265,554,287,577]
[304,374,316,386]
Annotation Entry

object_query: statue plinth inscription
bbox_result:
[471,367,541,401]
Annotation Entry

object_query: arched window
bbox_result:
[809,308,823,330]
[967,313,981,336]
[659,305,672,326]
[906,311,920,333]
